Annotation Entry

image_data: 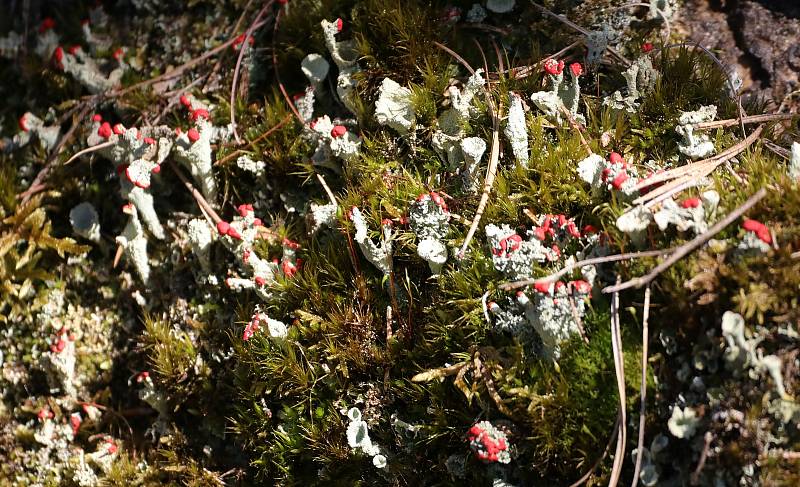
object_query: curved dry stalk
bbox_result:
[609,279,627,487]
[458,105,501,259]
[316,173,338,207]
[63,140,114,165]
[603,187,768,294]
[631,284,651,487]
[568,411,621,487]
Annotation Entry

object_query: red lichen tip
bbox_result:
[742,218,772,244]
[70,414,82,435]
[254,276,266,286]
[187,127,200,142]
[609,152,625,165]
[92,113,102,122]
[533,281,552,294]
[381,218,392,226]
[98,122,113,139]
[252,218,263,227]
[570,62,583,77]
[113,48,124,61]
[330,125,347,138]
[336,18,343,32]
[151,165,161,174]
[136,371,149,383]
[179,94,192,108]
[37,408,54,421]
[112,123,125,135]
[429,191,449,212]
[216,221,231,236]
[18,114,29,132]
[611,171,629,190]
[282,237,300,249]
[237,203,254,217]
[642,42,654,53]
[143,137,155,145]
[226,227,242,240]
[277,0,289,4]
[680,197,701,209]
[191,108,210,121]
[68,45,81,55]
[39,18,56,33]
[53,46,64,68]
[543,58,564,76]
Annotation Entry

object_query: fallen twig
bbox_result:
[603,187,768,294]
[693,112,796,130]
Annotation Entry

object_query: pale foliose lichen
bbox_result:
[675,105,717,160]
[653,191,718,234]
[603,55,659,113]
[321,18,360,114]
[720,311,788,399]
[301,53,330,87]
[186,218,213,272]
[375,78,416,134]
[409,192,450,274]
[503,93,529,167]
[345,407,386,469]
[616,205,653,246]
[69,202,101,243]
[308,202,338,234]
[486,0,516,14]
[173,118,217,201]
[0,30,22,58]
[236,154,266,177]
[432,69,485,169]
[351,207,393,275]
[58,47,125,94]
[466,4,488,23]
[530,60,585,125]
[460,136,487,192]
[116,204,150,284]
[667,406,700,439]
[789,142,800,180]
[16,111,60,151]
[309,115,361,171]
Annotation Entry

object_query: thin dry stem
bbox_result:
[631,285,651,487]
[499,248,674,292]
